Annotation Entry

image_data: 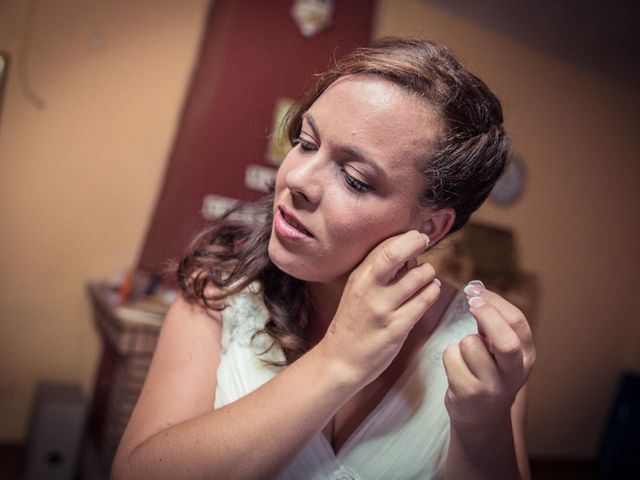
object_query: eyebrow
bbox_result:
[302,113,387,179]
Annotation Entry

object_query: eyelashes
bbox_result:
[292,137,315,152]
[341,169,370,192]
[292,136,372,193]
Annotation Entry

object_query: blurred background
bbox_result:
[1,0,639,478]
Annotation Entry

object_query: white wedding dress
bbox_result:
[214,283,477,479]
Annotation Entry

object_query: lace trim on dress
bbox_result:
[330,465,361,480]
[429,290,475,364]
[220,281,275,354]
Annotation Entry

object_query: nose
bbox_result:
[285,157,322,206]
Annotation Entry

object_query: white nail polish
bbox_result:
[421,233,430,249]
[468,296,486,308]
[464,280,485,298]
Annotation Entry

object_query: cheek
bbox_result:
[324,205,393,255]
[326,198,415,252]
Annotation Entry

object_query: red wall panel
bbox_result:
[137,0,374,274]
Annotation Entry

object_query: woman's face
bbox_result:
[268,75,441,284]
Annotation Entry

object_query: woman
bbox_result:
[113,37,535,479]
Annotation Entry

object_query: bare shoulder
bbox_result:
[154,292,225,352]
[166,292,223,327]
[154,293,225,373]
[116,293,225,459]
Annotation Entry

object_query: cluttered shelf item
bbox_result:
[86,276,175,473]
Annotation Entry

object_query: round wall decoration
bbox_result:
[490,153,527,206]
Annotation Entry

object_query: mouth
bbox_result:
[277,205,314,238]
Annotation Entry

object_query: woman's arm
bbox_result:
[445,385,530,479]
[112,295,356,480]
[443,288,535,479]
[112,230,439,480]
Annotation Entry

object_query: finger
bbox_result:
[480,290,534,354]
[442,343,480,395]
[388,261,437,308]
[468,297,524,374]
[394,277,441,325]
[368,230,430,285]
[463,281,534,362]
[392,255,418,282]
[458,333,500,382]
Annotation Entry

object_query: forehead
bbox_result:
[306,75,441,174]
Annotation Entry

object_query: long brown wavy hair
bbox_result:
[177,37,511,364]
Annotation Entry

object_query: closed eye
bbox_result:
[341,169,371,193]
[292,137,316,152]
[293,134,371,193]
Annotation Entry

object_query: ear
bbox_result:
[419,208,456,246]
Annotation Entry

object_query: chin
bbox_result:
[268,242,312,281]
[267,236,334,283]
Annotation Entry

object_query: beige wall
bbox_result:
[1,0,639,461]
[0,0,209,441]
[374,0,640,459]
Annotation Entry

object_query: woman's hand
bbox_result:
[318,230,441,389]
[443,282,536,431]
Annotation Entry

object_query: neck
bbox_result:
[304,276,348,345]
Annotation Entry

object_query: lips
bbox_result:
[278,205,313,237]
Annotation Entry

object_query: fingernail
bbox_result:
[433,278,441,287]
[463,280,485,298]
[468,296,486,308]
[421,233,430,249]
[406,257,417,270]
